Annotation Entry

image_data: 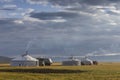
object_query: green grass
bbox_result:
[0,62,120,80]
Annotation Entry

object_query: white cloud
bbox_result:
[26,8,34,13]
[14,20,24,24]
[27,0,48,5]
[47,18,66,23]
[10,13,17,16]
[0,0,13,3]
[3,4,17,9]
[23,16,45,23]
[1,0,120,58]
[21,8,35,16]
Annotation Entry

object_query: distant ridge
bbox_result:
[0,56,12,64]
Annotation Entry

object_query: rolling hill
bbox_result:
[0,56,12,64]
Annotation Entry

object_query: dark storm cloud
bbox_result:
[50,0,106,6]
[81,0,109,5]
[27,0,120,6]
[30,11,78,20]
[27,0,105,6]
[27,0,81,5]
[49,0,82,6]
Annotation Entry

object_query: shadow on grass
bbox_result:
[0,68,88,74]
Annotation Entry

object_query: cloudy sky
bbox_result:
[1,0,120,59]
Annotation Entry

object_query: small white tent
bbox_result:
[62,56,81,66]
[10,54,39,67]
[62,59,81,66]
[81,57,93,65]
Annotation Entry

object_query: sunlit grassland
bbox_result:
[0,62,120,80]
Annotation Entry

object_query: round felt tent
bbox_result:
[81,57,93,65]
[62,59,81,66]
[10,54,39,67]
[62,56,81,66]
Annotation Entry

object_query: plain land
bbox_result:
[0,62,120,80]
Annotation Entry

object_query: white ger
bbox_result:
[10,54,39,67]
[62,56,81,66]
[81,57,93,65]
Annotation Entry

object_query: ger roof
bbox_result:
[81,58,92,61]
[12,54,38,61]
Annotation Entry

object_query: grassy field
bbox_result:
[0,62,120,80]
